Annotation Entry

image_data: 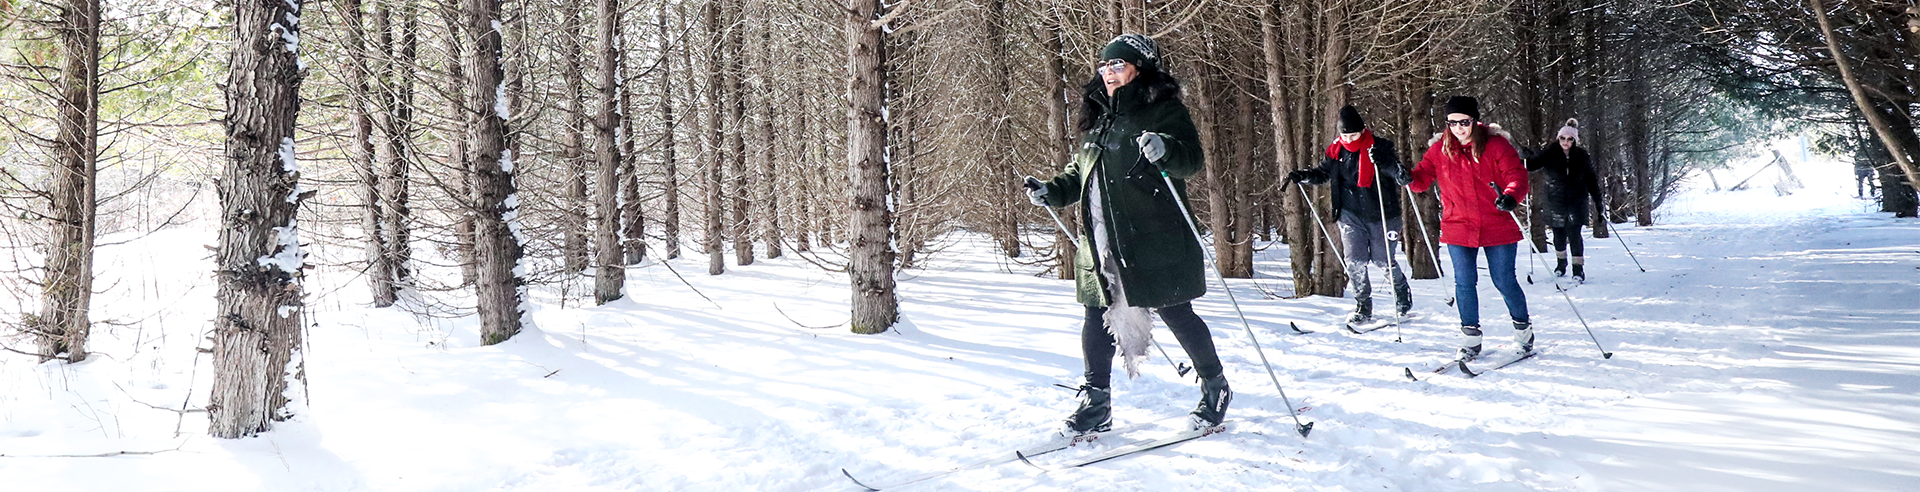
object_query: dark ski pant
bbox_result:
[1337,214,1411,309]
[1081,302,1223,389]
[1447,243,1529,327]
[1550,223,1585,257]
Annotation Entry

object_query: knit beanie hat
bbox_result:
[1557,118,1580,144]
[1442,96,1481,121]
[1339,105,1366,133]
[1101,34,1160,72]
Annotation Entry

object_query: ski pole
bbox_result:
[1597,205,1647,272]
[1293,184,1352,280]
[1508,198,1614,358]
[1165,171,1313,438]
[1369,160,1406,343]
[1403,185,1453,306]
[1029,176,1192,378]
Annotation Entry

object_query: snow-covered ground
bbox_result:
[3,154,1916,491]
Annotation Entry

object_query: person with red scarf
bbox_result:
[1286,105,1413,328]
[1406,96,1534,361]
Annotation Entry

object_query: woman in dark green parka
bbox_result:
[1024,34,1229,435]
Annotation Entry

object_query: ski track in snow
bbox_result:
[2,157,1917,491]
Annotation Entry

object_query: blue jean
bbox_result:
[1447,243,1528,327]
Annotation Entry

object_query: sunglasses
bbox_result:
[1446,118,1475,128]
[1559,136,1576,141]
[1097,59,1129,75]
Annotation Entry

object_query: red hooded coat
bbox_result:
[1407,123,1531,248]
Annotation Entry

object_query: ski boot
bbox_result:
[1554,254,1568,277]
[1394,286,1413,319]
[1063,384,1112,437]
[1457,324,1484,362]
[1345,298,1373,327]
[1571,258,1586,283]
[1189,374,1231,431]
[1513,320,1534,354]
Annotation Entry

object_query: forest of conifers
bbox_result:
[1,0,1916,437]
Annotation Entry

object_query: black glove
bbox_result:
[1495,193,1517,212]
[1286,170,1309,184]
[1024,176,1049,207]
[1391,166,1413,185]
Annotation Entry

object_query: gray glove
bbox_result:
[1023,176,1049,207]
[1136,132,1168,163]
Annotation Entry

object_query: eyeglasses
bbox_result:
[1558,136,1575,141]
[1446,118,1475,128]
[1097,59,1129,75]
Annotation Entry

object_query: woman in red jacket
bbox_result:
[1406,96,1533,361]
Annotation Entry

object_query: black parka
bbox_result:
[1526,144,1604,228]
[1037,72,1206,309]
[1297,138,1407,222]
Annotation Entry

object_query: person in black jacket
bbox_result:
[1286,105,1413,325]
[1526,118,1605,281]
[1025,33,1230,434]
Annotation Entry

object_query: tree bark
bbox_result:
[847,0,898,334]
[727,0,752,267]
[37,0,101,362]
[562,2,590,275]
[209,0,306,438]
[438,7,479,288]
[758,21,783,260]
[1046,4,1075,280]
[464,0,527,345]
[985,0,1021,259]
[592,0,624,305]
[381,2,417,301]
[350,0,390,307]
[1263,4,1318,297]
[704,1,726,275]
[659,5,682,261]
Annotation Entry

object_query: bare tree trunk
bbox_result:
[37,0,101,362]
[727,0,752,267]
[350,0,391,307]
[465,0,527,345]
[592,0,624,305]
[704,1,726,275]
[758,21,783,260]
[1263,4,1317,297]
[985,0,1021,259]
[658,5,682,260]
[382,2,417,300]
[794,89,814,253]
[209,0,306,438]
[620,30,646,266]
[1045,5,1075,280]
[1313,2,1351,297]
[1231,94,1256,277]
[560,3,591,275]
[439,8,479,287]
[847,0,897,334]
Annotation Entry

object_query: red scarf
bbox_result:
[1326,129,1377,188]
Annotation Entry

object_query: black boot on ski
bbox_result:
[1189,375,1231,430]
[1571,259,1586,283]
[1063,384,1113,436]
[1458,325,1484,361]
[1394,289,1413,319]
[1513,320,1534,354]
[1345,299,1373,326]
[1554,257,1568,277]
